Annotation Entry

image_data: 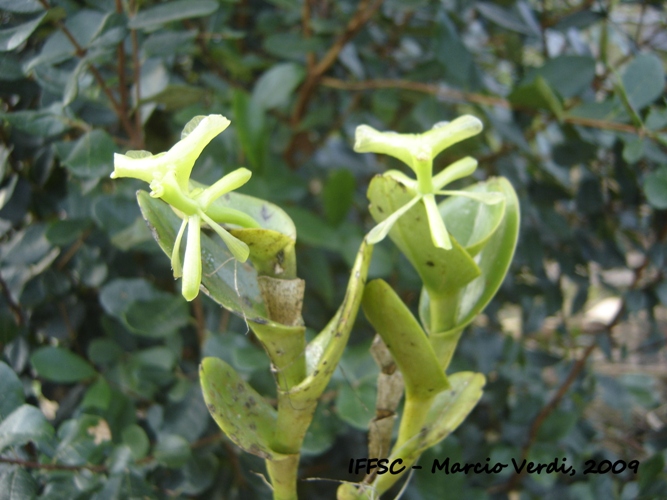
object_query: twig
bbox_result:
[290,0,385,126]
[192,295,206,348]
[284,0,385,166]
[0,271,25,327]
[37,0,135,140]
[56,228,92,270]
[320,77,667,137]
[114,0,129,125]
[302,0,315,72]
[500,341,597,493]
[129,0,144,149]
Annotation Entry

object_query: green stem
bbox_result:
[428,292,464,370]
[372,395,435,496]
[267,454,300,500]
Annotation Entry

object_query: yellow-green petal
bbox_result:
[182,214,202,301]
[171,218,188,278]
[199,210,250,262]
[432,157,478,190]
[367,195,422,245]
[423,194,452,250]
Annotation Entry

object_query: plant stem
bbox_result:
[267,454,300,500]
[428,292,464,369]
[372,395,434,496]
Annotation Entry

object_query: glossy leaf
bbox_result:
[128,0,219,29]
[62,129,116,179]
[643,166,667,210]
[0,361,24,420]
[622,54,665,111]
[362,279,449,398]
[0,13,46,52]
[200,357,284,460]
[31,347,97,383]
[252,63,305,111]
[421,177,520,365]
[137,190,268,321]
[367,174,481,298]
[0,467,37,500]
[0,404,54,451]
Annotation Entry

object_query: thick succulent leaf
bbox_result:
[231,229,296,278]
[204,187,296,239]
[391,372,484,461]
[421,177,520,364]
[289,241,373,406]
[439,183,506,257]
[137,191,268,321]
[200,357,285,461]
[356,372,485,499]
[362,279,449,398]
[200,183,297,278]
[367,174,480,297]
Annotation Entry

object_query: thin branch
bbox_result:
[499,341,597,493]
[37,0,135,140]
[302,0,315,72]
[320,77,667,137]
[114,0,129,130]
[192,295,206,348]
[129,0,144,149]
[291,0,385,125]
[0,271,25,327]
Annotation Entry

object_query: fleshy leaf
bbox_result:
[366,195,421,245]
[362,279,449,398]
[367,174,480,297]
[421,177,520,366]
[200,357,285,460]
[137,191,269,320]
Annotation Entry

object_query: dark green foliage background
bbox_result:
[1,0,666,498]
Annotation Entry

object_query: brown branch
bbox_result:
[129,0,144,149]
[0,271,25,327]
[500,341,597,493]
[320,77,666,137]
[56,228,92,270]
[302,0,315,72]
[114,0,129,129]
[192,295,206,348]
[37,0,135,140]
[291,0,385,125]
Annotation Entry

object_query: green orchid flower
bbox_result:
[111,114,260,301]
[355,115,504,250]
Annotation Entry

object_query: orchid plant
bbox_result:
[111,114,519,500]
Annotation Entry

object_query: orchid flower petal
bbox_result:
[420,115,483,160]
[423,194,452,250]
[171,218,188,278]
[196,167,252,210]
[432,157,478,190]
[367,195,422,245]
[437,190,505,205]
[168,115,231,187]
[182,214,202,301]
[199,210,250,262]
